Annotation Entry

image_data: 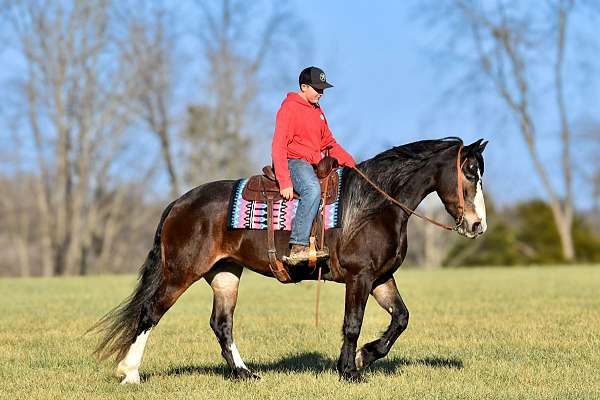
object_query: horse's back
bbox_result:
[172,179,236,211]
[161,179,237,243]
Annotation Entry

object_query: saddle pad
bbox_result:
[227,168,344,231]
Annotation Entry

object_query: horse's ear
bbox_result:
[462,139,483,156]
[471,138,483,148]
[479,139,488,153]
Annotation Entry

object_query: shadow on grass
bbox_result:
[143,351,463,381]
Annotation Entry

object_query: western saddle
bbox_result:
[241,155,340,283]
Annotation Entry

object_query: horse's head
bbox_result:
[437,139,488,238]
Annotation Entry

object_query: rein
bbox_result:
[351,144,466,231]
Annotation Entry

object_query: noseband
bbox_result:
[352,144,466,231]
[454,144,467,230]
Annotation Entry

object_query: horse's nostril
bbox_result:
[472,221,482,234]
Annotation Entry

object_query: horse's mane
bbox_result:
[341,137,463,243]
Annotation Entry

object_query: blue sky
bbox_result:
[279,1,599,209]
[1,1,597,210]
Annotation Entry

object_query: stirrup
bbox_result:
[283,247,329,266]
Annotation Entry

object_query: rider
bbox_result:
[271,66,356,264]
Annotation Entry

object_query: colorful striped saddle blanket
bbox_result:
[227,168,344,231]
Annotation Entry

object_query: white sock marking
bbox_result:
[229,342,248,370]
[117,328,152,384]
[355,351,364,370]
[474,171,487,233]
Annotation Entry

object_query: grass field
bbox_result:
[1,266,599,400]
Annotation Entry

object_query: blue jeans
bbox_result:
[288,158,321,246]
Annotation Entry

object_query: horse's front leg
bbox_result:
[355,277,409,370]
[337,274,371,382]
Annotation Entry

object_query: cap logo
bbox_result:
[319,72,326,82]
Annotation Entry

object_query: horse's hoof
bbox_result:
[231,367,261,380]
[117,363,141,384]
[119,371,141,384]
[355,347,379,370]
[340,369,365,383]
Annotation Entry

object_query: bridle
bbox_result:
[351,144,467,232]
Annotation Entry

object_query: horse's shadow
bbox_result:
[143,351,463,381]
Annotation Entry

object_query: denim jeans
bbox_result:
[288,158,321,246]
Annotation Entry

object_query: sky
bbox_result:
[278,1,599,210]
[1,1,598,210]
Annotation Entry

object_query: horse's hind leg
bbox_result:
[116,327,152,384]
[117,270,199,384]
[355,277,409,370]
[205,261,259,380]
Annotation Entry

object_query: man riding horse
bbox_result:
[90,66,489,384]
[272,66,356,265]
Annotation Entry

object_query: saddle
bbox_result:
[241,157,339,205]
[242,155,340,283]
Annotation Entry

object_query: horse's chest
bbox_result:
[380,253,404,277]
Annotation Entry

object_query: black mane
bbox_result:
[341,137,463,242]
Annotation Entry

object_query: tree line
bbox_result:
[404,197,600,268]
[0,0,301,276]
[0,1,598,276]
[410,0,600,265]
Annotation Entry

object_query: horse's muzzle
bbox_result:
[456,219,485,239]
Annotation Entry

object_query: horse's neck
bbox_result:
[381,167,438,215]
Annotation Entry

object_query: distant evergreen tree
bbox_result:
[444,199,523,267]
[444,199,600,266]
[444,221,523,267]
[572,215,600,263]
[513,200,564,264]
[514,200,600,264]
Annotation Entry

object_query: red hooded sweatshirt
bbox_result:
[271,92,356,189]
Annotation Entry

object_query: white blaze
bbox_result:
[117,328,152,384]
[474,170,487,233]
[229,342,248,369]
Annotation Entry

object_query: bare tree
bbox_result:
[407,195,455,268]
[184,0,302,183]
[582,123,600,230]
[0,142,32,276]
[118,3,180,198]
[419,0,594,261]
[0,1,306,276]
[593,170,600,224]
[4,0,141,275]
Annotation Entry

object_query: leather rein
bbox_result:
[351,144,466,231]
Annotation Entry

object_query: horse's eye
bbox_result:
[465,163,478,180]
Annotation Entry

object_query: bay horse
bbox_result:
[91,137,488,384]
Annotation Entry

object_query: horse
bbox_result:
[90,137,488,384]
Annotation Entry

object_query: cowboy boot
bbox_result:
[284,244,329,266]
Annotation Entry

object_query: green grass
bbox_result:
[1,266,599,400]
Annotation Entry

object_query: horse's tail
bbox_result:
[88,201,176,362]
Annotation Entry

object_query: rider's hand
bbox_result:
[280,187,294,201]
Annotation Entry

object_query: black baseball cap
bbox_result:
[299,66,333,90]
